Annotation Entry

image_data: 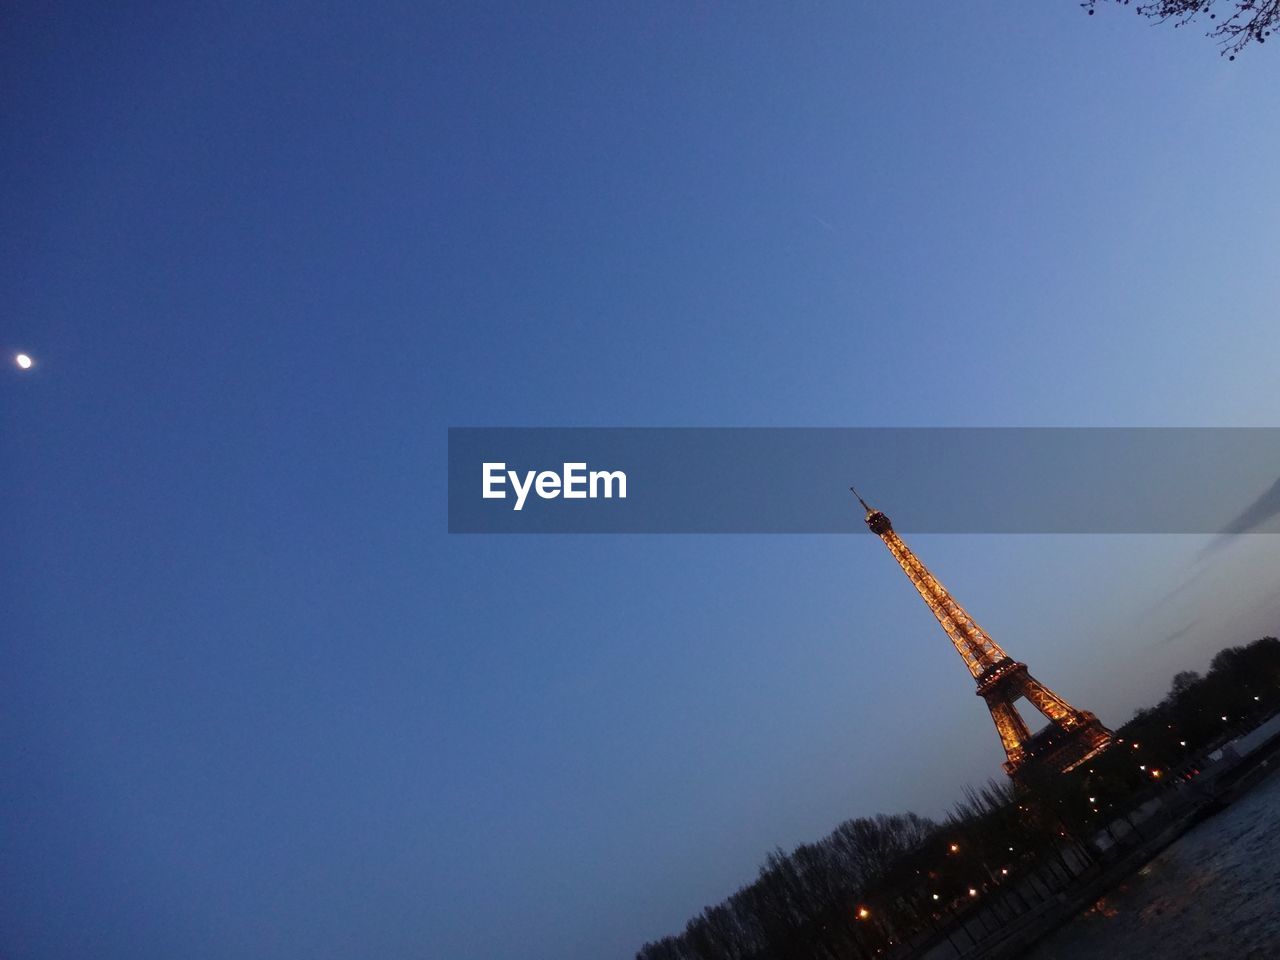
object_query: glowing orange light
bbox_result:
[857,906,871,920]
[949,843,959,853]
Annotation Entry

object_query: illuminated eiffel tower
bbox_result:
[852,490,1112,781]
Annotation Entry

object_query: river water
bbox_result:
[1023,769,1280,959]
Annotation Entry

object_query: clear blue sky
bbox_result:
[3,4,1279,959]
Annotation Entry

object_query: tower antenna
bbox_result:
[849,486,872,514]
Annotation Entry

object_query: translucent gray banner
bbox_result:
[447,428,1280,534]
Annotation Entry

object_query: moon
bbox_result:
[15,353,33,369]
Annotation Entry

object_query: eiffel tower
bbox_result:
[852,490,1112,781]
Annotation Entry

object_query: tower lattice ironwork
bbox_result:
[852,490,1112,780]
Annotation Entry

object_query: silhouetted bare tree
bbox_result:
[1084,1,1279,57]
[1169,669,1202,698]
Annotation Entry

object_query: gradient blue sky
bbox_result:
[4,4,1280,959]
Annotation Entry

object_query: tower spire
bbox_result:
[855,494,1112,780]
[849,486,872,515]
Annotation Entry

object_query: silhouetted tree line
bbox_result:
[636,636,1280,960]
[1084,1,1279,58]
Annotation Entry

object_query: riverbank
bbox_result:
[1020,758,1280,959]
[913,714,1280,959]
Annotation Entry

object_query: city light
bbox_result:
[949,843,959,853]
[968,888,978,897]
[932,894,939,901]
[857,906,871,920]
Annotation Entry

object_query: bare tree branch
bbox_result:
[1084,0,1280,57]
